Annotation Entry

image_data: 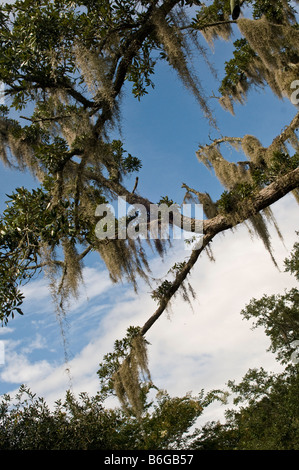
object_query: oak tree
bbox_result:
[1,0,299,416]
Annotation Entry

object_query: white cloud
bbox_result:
[1,352,53,384]
[81,266,113,297]
[22,278,50,303]
[21,333,48,354]
[0,327,14,335]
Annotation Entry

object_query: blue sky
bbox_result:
[0,4,299,423]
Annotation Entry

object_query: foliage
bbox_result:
[238,233,299,365]
[216,151,299,215]
[284,232,299,280]
[219,37,258,99]
[151,279,173,302]
[224,365,299,450]
[0,384,208,450]
[189,237,299,450]
[241,288,299,364]
[192,365,299,450]
[0,178,106,323]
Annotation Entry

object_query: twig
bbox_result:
[20,115,72,123]
[132,176,139,194]
[181,19,237,31]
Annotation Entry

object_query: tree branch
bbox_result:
[93,0,182,133]
[181,19,237,31]
[20,115,73,123]
[140,232,212,335]
[141,166,299,336]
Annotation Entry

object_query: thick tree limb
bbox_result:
[140,166,299,336]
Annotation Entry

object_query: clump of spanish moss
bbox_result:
[151,261,197,312]
[248,212,278,268]
[39,238,83,315]
[194,131,299,265]
[74,44,115,109]
[205,243,215,262]
[237,17,299,102]
[292,188,299,205]
[96,238,152,291]
[183,186,218,219]
[59,239,83,301]
[38,242,74,381]
[180,280,196,310]
[197,192,218,219]
[196,142,250,190]
[241,135,266,165]
[218,12,299,113]
[112,334,151,419]
[0,116,44,179]
[200,15,232,45]
[153,11,215,126]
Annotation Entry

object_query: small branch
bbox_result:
[81,163,204,234]
[12,74,95,109]
[182,182,202,199]
[93,0,182,134]
[78,245,92,261]
[20,115,72,123]
[198,136,243,150]
[181,19,237,31]
[23,260,64,270]
[132,176,139,194]
[140,232,212,336]
[269,113,299,150]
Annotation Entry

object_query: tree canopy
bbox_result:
[0,0,299,424]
